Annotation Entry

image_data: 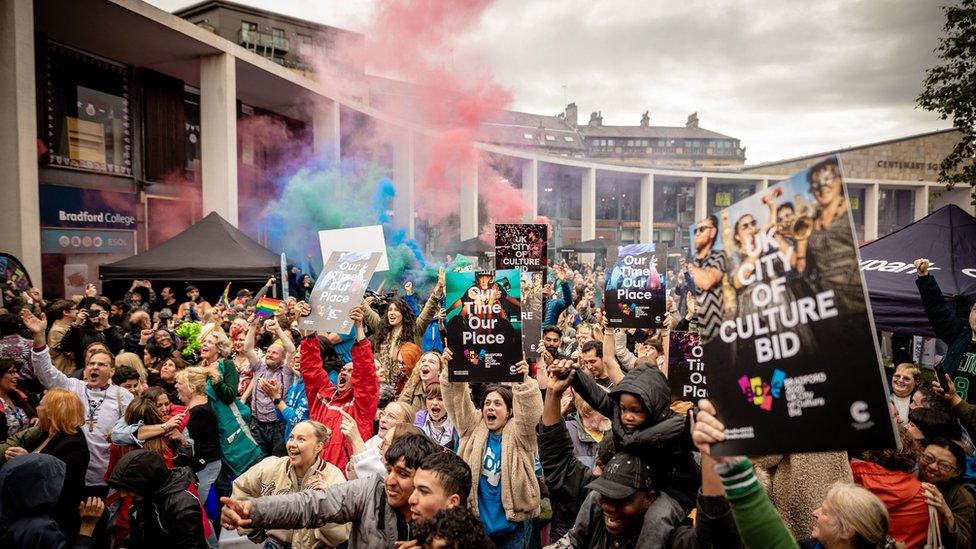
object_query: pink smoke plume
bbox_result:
[309,0,530,235]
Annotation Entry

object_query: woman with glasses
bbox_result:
[918,437,974,548]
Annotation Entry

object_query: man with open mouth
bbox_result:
[21,309,134,499]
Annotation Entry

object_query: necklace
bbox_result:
[84,386,108,433]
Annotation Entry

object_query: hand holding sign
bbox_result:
[690,399,729,463]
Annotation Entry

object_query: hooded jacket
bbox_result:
[300,335,379,471]
[850,459,929,548]
[107,450,208,548]
[571,364,699,510]
[0,453,93,549]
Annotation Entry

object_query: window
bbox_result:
[272,28,286,46]
[523,133,534,139]
[241,20,258,37]
[44,42,131,175]
[545,135,556,141]
[563,136,574,142]
[297,33,313,55]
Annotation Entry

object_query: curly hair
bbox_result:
[413,506,490,548]
[862,428,920,473]
[372,298,418,350]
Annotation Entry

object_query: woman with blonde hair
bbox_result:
[889,363,920,421]
[115,352,148,383]
[196,331,261,476]
[0,388,90,543]
[232,420,350,547]
[175,366,222,504]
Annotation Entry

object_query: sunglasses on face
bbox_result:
[694,225,714,234]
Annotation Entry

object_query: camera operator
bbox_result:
[58,297,123,373]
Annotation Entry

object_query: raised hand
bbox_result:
[914,258,930,276]
[20,309,48,335]
[690,398,728,462]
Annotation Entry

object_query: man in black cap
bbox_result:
[551,450,738,548]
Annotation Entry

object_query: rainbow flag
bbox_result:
[218,282,231,307]
[255,297,282,318]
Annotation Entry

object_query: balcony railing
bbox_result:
[238,29,289,52]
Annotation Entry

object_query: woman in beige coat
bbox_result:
[232,420,350,548]
[440,351,543,547]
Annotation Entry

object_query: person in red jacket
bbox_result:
[850,428,929,548]
[299,305,379,472]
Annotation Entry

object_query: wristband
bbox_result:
[273,398,282,406]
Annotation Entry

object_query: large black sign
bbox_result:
[700,157,898,456]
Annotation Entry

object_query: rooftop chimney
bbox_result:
[640,111,649,127]
[565,103,578,128]
[686,112,699,128]
[589,111,603,127]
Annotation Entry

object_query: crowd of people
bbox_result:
[0,250,973,549]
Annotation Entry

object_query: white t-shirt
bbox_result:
[31,347,134,486]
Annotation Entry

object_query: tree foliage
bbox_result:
[917,0,976,202]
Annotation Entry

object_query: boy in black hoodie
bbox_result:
[107,450,208,548]
[566,359,700,511]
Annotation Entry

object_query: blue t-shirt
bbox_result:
[332,330,356,365]
[478,432,517,536]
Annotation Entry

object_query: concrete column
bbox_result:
[392,130,415,239]
[582,168,596,241]
[0,0,41,287]
[864,183,880,241]
[313,99,340,166]
[914,186,929,220]
[459,153,479,240]
[521,158,538,222]
[759,179,769,191]
[639,173,654,243]
[200,53,238,226]
[695,176,708,221]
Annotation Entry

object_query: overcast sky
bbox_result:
[149,0,951,164]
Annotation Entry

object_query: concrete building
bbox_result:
[174,0,363,78]
[0,0,968,298]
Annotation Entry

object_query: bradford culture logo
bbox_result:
[738,369,786,411]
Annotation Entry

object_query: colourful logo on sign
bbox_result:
[738,369,786,411]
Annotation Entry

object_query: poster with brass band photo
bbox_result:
[692,156,898,456]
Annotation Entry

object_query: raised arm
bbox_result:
[243,317,262,367]
[439,351,481,436]
[569,366,614,418]
[613,329,637,370]
[602,328,625,384]
[244,476,375,529]
[299,334,334,397]
[349,307,379,439]
[210,359,240,405]
[915,259,969,352]
[22,310,73,390]
[511,360,544,439]
[414,269,445,342]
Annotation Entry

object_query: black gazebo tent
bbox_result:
[99,212,279,282]
[859,205,976,336]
